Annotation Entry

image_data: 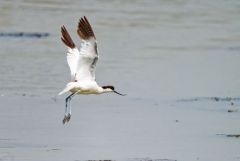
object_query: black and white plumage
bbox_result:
[59,16,125,124]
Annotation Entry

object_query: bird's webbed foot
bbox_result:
[62,114,71,124]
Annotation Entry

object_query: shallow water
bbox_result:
[0,0,240,161]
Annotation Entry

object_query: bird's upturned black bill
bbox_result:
[113,90,126,96]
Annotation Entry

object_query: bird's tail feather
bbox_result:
[58,89,69,96]
[58,83,75,95]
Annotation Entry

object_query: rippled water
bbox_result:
[0,0,240,161]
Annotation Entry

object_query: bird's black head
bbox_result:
[102,85,115,90]
[102,85,126,96]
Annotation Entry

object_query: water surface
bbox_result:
[0,0,240,161]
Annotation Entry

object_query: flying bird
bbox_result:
[59,16,125,124]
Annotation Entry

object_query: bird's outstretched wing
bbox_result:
[76,16,98,81]
[61,16,98,82]
[61,26,80,81]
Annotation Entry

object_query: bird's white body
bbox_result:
[59,81,111,95]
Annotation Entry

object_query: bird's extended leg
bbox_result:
[66,96,72,122]
[63,93,74,124]
[62,90,81,124]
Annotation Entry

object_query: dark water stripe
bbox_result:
[0,32,50,38]
[177,97,240,102]
[216,134,240,138]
